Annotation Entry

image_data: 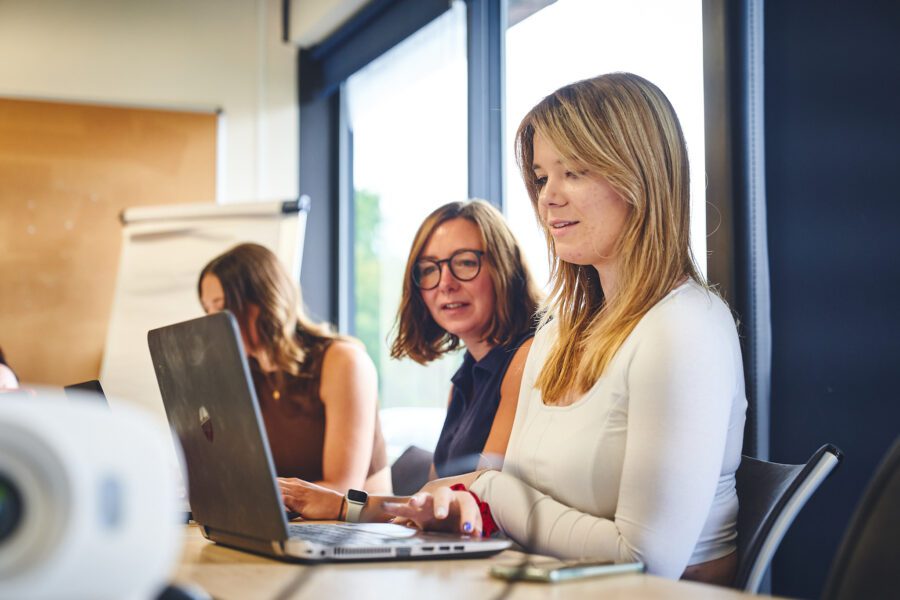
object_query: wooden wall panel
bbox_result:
[0,98,216,386]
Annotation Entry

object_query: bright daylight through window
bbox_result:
[350,0,706,457]
[347,3,468,459]
[505,0,707,290]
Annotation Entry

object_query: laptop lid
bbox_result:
[148,311,511,562]
[63,379,108,405]
[148,311,289,544]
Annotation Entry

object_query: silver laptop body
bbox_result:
[147,311,510,562]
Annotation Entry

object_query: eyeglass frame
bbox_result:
[412,249,486,290]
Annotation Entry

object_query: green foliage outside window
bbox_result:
[354,189,382,386]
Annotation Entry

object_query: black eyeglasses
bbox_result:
[413,250,485,290]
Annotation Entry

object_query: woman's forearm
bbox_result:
[420,469,490,494]
[352,470,491,523]
[357,494,412,522]
[313,478,364,494]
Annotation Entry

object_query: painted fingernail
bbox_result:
[435,507,448,518]
[463,521,473,533]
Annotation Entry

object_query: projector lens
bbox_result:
[0,473,23,544]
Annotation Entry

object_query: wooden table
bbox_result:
[173,524,772,600]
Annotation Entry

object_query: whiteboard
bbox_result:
[100,197,309,425]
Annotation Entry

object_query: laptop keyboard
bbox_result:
[287,523,419,546]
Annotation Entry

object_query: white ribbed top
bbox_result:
[471,281,747,578]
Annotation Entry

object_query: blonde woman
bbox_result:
[198,243,391,494]
[386,73,747,584]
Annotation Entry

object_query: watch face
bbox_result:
[347,489,368,503]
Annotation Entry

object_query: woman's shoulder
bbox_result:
[534,313,559,338]
[511,325,536,348]
[499,327,535,365]
[502,336,533,381]
[318,337,377,402]
[635,280,738,348]
[529,316,558,355]
[649,280,732,321]
[321,337,373,369]
[517,316,558,376]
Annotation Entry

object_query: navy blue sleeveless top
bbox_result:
[433,330,534,477]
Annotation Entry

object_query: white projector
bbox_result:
[0,392,183,600]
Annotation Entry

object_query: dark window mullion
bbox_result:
[466,0,506,210]
[298,65,340,325]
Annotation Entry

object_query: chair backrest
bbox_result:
[734,443,843,592]
[821,436,900,600]
[391,445,434,496]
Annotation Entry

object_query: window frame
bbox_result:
[297,0,768,459]
[298,0,505,330]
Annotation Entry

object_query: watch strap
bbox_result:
[344,488,367,523]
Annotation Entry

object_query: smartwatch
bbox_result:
[344,489,368,523]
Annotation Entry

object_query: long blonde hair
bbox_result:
[391,200,542,364]
[198,243,336,376]
[515,73,704,404]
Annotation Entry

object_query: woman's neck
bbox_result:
[593,259,620,300]
[465,337,494,362]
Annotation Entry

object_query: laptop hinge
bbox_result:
[202,525,287,558]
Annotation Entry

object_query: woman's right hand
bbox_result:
[277,478,345,520]
[383,487,483,536]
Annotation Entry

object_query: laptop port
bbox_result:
[422,546,434,551]
[454,545,464,551]
[439,546,450,551]
[396,547,411,557]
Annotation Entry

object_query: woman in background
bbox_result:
[391,200,543,477]
[274,200,542,518]
[198,243,390,494]
[0,346,19,390]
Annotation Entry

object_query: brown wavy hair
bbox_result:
[198,243,336,376]
[0,346,8,367]
[391,200,542,364]
[515,73,705,404]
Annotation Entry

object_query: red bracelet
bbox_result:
[450,483,498,537]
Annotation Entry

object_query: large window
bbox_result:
[303,0,710,459]
[347,3,468,457]
[505,0,708,289]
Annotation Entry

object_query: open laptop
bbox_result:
[147,311,510,562]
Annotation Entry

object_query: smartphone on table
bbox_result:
[490,558,645,583]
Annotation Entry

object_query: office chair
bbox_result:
[391,445,433,496]
[733,443,843,592]
[821,436,900,600]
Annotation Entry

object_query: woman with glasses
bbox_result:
[198,243,391,495]
[390,200,543,478]
[276,201,542,517]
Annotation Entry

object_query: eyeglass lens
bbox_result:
[414,250,482,289]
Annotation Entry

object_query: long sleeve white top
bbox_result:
[470,281,747,578]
